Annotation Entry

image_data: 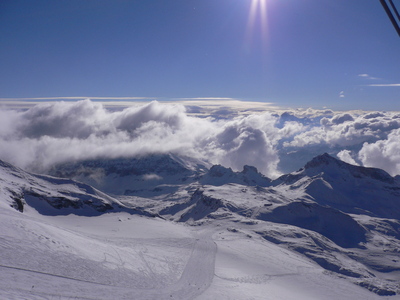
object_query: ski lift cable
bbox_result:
[388,0,400,22]
[380,0,400,36]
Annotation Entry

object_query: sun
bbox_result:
[246,0,269,48]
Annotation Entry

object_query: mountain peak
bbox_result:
[304,153,394,184]
[201,164,270,187]
[304,153,340,169]
[242,165,259,174]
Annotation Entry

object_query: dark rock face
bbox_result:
[177,189,224,222]
[50,154,195,178]
[201,164,270,187]
[24,190,114,215]
[207,165,233,178]
[8,189,24,212]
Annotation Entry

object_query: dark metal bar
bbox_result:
[388,0,400,22]
[380,0,400,36]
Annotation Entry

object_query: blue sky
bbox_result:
[1,0,399,110]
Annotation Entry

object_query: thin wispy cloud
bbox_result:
[367,83,400,87]
[356,74,400,87]
[0,97,154,101]
[358,74,381,80]
[179,97,236,100]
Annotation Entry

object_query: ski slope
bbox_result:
[0,207,395,300]
[1,155,399,299]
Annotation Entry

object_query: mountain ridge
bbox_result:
[1,154,400,296]
[0,158,150,216]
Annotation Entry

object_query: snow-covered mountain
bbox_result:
[1,154,400,298]
[0,159,147,216]
[276,153,400,219]
[200,164,271,187]
[49,154,209,195]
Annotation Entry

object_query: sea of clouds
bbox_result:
[0,99,399,178]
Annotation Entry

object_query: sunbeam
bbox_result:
[246,0,269,49]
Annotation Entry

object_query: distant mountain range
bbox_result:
[1,153,400,296]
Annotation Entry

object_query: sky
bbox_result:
[1,1,400,177]
[1,0,399,110]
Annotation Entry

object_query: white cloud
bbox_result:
[358,74,380,80]
[367,83,400,87]
[0,100,286,177]
[286,111,400,149]
[337,150,359,166]
[358,129,400,176]
[1,100,400,178]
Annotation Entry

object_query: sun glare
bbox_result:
[246,0,269,48]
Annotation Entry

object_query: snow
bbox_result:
[1,208,391,300]
[1,155,400,299]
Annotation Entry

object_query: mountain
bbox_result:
[275,153,400,219]
[199,164,271,187]
[152,177,399,295]
[49,154,209,195]
[145,154,400,295]
[0,159,146,216]
[1,154,400,297]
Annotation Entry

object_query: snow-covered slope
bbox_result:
[134,154,400,296]
[1,155,400,298]
[275,153,400,219]
[0,159,146,216]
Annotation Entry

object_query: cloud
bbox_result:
[358,74,381,80]
[326,113,355,125]
[115,101,186,133]
[357,73,400,87]
[17,100,110,139]
[358,129,400,176]
[286,111,400,149]
[367,83,400,87]
[0,97,153,101]
[1,100,400,178]
[337,150,359,166]
[0,100,286,177]
[339,91,345,98]
[211,121,280,177]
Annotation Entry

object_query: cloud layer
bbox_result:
[1,100,400,178]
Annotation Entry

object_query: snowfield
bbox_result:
[0,210,386,300]
[0,154,399,299]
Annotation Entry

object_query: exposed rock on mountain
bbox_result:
[0,159,145,216]
[200,164,271,187]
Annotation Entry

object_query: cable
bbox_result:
[389,0,400,22]
[380,0,400,36]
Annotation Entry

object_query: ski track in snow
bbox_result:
[153,231,216,299]
[123,230,216,300]
[0,226,216,300]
